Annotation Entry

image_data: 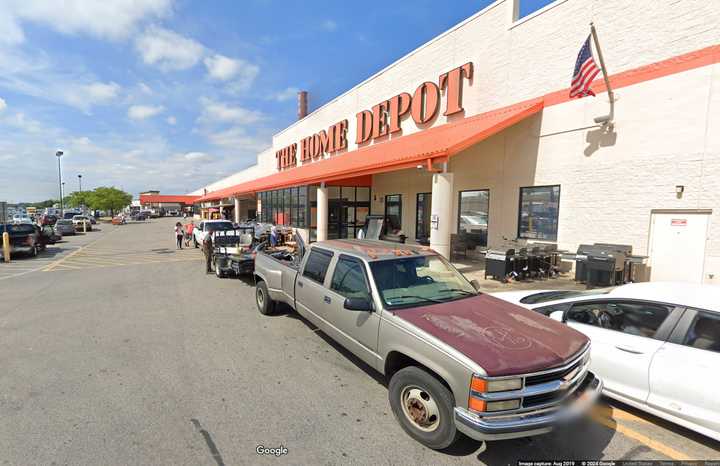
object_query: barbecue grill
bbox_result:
[485,248,516,281]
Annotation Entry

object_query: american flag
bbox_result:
[570,35,600,98]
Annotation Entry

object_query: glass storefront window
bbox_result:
[384,194,402,234]
[416,192,431,243]
[518,185,560,241]
[458,190,489,248]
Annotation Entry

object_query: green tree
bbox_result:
[88,187,132,216]
[64,191,92,209]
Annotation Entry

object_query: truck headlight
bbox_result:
[471,375,522,393]
[486,399,521,412]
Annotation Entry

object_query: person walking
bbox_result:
[202,233,213,274]
[184,221,194,247]
[174,222,184,249]
[269,222,278,247]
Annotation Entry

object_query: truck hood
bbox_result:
[393,294,588,376]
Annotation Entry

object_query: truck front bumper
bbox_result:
[454,372,603,441]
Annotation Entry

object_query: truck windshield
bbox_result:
[207,222,234,232]
[369,255,477,309]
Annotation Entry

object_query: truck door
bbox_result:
[295,248,334,328]
[321,255,381,367]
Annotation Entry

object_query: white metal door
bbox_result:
[649,212,709,283]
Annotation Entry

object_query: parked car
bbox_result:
[111,216,126,225]
[493,282,720,441]
[12,214,32,224]
[40,214,58,226]
[63,211,81,220]
[192,220,235,248]
[55,219,76,236]
[0,223,41,257]
[39,225,61,244]
[254,238,602,450]
[72,215,93,231]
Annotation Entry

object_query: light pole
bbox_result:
[78,174,82,193]
[56,150,64,214]
[61,182,65,210]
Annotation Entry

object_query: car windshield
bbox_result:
[370,255,477,309]
[519,289,611,304]
[57,220,73,225]
[207,222,234,232]
[5,224,35,233]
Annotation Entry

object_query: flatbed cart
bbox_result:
[211,227,258,278]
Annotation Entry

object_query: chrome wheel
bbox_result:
[400,385,440,432]
[256,286,264,308]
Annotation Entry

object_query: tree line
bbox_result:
[29,187,133,217]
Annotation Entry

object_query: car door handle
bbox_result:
[297,281,303,288]
[323,296,331,304]
[615,345,644,355]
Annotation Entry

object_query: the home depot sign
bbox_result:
[275,62,473,170]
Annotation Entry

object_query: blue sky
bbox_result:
[0,0,553,203]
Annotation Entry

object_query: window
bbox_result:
[518,185,560,241]
[331,256,370,299]
[370,255,476,309]
[566,301,672,338]
[416,193,431,242]
[258,187,309,228]
[384,194,402,234]
[302,248,333,284]
[683,311,720,353]
[458,190,489,248]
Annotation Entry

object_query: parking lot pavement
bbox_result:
[0,217,718,465]
[0,225,113,281]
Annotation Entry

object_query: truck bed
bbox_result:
[254,249,301,308]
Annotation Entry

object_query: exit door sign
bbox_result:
[671,218,687,226]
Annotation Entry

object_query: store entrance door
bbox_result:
[648,211,709,283]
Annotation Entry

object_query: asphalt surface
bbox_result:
[1,217,718,465]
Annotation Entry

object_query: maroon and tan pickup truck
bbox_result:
[254,238,602,450]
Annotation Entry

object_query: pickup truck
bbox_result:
[254,238,602,450]
[192,220,235,248]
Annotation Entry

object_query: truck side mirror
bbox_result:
[344,297,374,312]
[549,310,565,323]
[470,279,481,292]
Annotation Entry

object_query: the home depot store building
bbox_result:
[192,0,720,284]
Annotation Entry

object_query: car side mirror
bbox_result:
[550,310,565,323]
[470,279,481,292]
[344,297,374,312]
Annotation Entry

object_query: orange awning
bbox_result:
[197,98,544,202]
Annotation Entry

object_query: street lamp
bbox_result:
[56,150,64,214]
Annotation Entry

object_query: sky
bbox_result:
[0,0,553,203]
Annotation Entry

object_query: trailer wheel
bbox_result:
[193,237,198,248]
[215,260,224,278]
[388,366,460,450]
[255,281,276,315]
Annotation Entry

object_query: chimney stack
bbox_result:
[297,90,308,120]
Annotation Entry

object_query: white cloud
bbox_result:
[0,48,122,112]
[138,82,153,95]
[204,54,259,91]
[0,0,172,43]
[135,25,204,71]
[128,104,164,120]
[322,19,337,31]
[181,151,214,162]
[206,126,269,152]
[198,97,264,125]
[166,116,177,125]
[0,97,6,112]
[270,86,299,102]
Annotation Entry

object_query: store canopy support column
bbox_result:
[317,183,328,241]
[430,172,453,259]
[234,198,241,223]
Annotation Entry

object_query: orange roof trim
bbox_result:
[197,98,544,202]
[139,194,200,204]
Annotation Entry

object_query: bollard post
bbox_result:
[83,220,87,234]
[2,231,10,263]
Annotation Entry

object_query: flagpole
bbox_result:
[590,22,614,124]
